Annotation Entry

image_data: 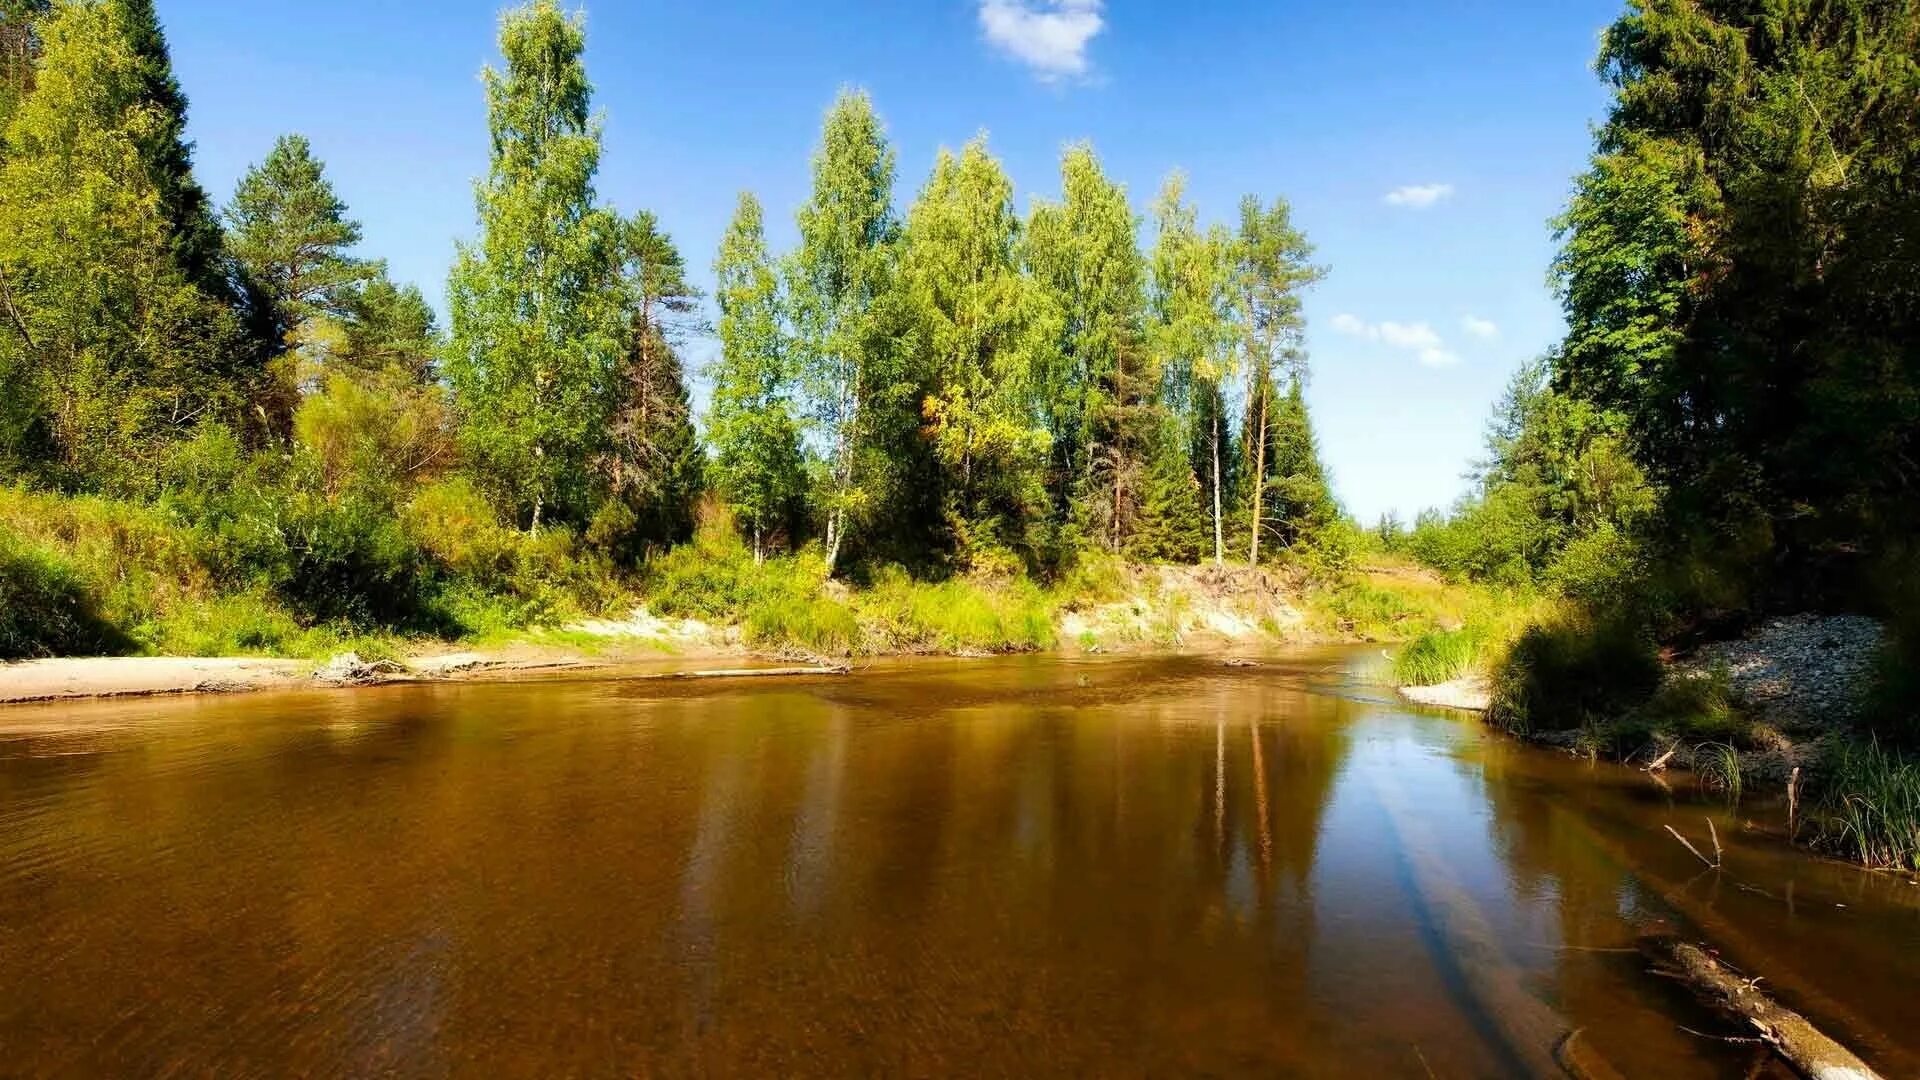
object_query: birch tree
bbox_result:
[787,88,898,573]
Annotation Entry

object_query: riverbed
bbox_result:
[1,651,1915,1076]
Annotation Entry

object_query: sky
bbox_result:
[157,0,1622,524]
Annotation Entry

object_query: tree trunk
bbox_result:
[1642,937,1883,1080]
[1248,383,1267,567]
[753,523,764,565]
[1211,407,1224,565]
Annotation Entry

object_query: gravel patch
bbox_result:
[1679,614,1884,733]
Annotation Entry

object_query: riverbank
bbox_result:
[0,558,1474,705]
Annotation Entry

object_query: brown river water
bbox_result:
[2,650,1917,1077]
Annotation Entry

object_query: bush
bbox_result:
[0,530,127,659]
[1485,614,1661,734]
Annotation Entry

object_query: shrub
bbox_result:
[1485,614,1661,734]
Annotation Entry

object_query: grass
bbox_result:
[1814,738,1920,871]
[1392,626,1486,686]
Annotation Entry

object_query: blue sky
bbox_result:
[159,0,1621,523]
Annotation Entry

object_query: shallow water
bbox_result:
[1,651,1916,1076]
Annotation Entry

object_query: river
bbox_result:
[1,651,1916,1076]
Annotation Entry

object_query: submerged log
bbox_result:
[1370,771,1624,1079]
[1642,937,1883,1080]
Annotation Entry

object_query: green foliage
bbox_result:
[1814,738,1920,871]
[0,525,125,658]
[787,88,902,572]
[1486,614,1661,735]
[597,211,705,554]
[0,0,245,490]
[445,0,621,529]
[225,133,374,338]
[862,567,1054,653]
[1026,143,1158,552]
[902,136,1056,570]
[1393,626,1485,687]
[709,193,806,556]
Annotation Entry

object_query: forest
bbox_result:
[2,1,1918,862]
[0,0,1344,660]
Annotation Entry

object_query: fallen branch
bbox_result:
[1666,824,1721,870]
[1642,937,1884,1080]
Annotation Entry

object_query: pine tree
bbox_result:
[900,135,1055,570]
[446,0,621,530]
[225,134,374,339]
[597,210,705,551]
[787,88,901,573]
[1130,411,1207,563]
[0,0,242,489]
[1233,194,1323,565]
[710,192,804,560]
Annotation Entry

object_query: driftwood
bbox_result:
[1643,937,1883,1080]
[656,665,850,680]
[1543,801,1915,1077]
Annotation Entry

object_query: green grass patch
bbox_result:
[1392,626,1486,686]
[1814,738,1920,871]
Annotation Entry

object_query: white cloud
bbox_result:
[979,0,1105,81]
[1461,315,1500,340]
[1383,183,1454,209]
[1331,313,1461,368]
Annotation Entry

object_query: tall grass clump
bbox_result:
[1392,626,1485,686]
[862,567,1055,653]
[1485,613,1661,735]
[1814,738,1920,870]
[0,529,129,659]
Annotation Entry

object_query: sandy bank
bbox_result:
[1399,675,1491,712]
[0,656,311,704]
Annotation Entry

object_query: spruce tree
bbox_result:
[0,0,241,489]
[710,192,804,560]
[446,0,621,530]
[108,0,225,300]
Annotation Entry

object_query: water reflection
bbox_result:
[0,655,1914,1076]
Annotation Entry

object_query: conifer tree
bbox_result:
[446,0,621,530]
[598,211,705,550]
[225,134,374,340]
[710,192,804,561]
[0,1,47,140]
[0,0,241,489]
[1232,194,1323,564]
[108,0,226,300]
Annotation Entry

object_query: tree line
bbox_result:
[1389,0,1920,742]
[0,0,1343,624]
